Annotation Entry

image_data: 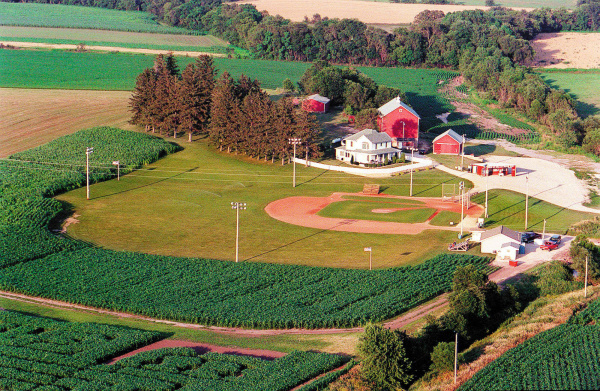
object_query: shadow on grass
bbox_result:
[91,167,199,199]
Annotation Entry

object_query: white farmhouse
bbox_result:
[335,129,401,165]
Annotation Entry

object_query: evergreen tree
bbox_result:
[179,55,216,142]
[209,72,238,152]
[129,68,157,132]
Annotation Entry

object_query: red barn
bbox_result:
[433,129,465,155]
[377,97,420,149]
[302,94,330,113]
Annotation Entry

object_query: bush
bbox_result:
[430,342,455,373]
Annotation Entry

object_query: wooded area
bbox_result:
[130,54,322,162]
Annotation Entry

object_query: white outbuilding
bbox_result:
[479,226,521,254]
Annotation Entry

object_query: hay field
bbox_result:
[0,88,133,157]
[240,0,525,24]
[459,0,575,8]
[532,32,600,69]
[0,26,227,47]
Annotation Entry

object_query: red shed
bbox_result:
[377,97,420,149]
[302,94,330,113]
[433,129,464,155]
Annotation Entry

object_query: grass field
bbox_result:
[54,139,472,268]
[473,189,595,233]
[318,199,435,223]
[540,70,600,118]
[0,2,195,34]
[0,26,227,47]
[0,88,133,157]
[0,49,455,122]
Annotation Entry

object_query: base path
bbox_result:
[264,192,483,234]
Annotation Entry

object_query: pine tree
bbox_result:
[241,90,273,158]
[209,72,238,152]
[179,55,216,142]
[129,68,157,132]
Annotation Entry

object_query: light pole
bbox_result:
[410,148,416,197]
[461,134,466,169]
[525,175,529,229]
[454,331,459,384]
[484,164,489,218]
[231,202,247,263]
[86,147,94,200]
[289,138,301,188]
[112,160,120,181]
[459,181,465,238]
[364,247,372,270]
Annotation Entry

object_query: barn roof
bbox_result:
[307,94,330,104]
[377,97,421,119]
[480,226,521,242]
[344,129,393,144]
[433,129,465,144]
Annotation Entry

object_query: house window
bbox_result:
[350,141,354,148]
[362,142,368,150]
[398,109,403,112]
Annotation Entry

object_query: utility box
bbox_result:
[509,260,518,267]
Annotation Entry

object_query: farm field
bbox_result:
[239,0,497,24]
[532,32,600,70]
[0,2,195,34]
[0,88,133,157]
[457,0,576,7]
[539,70,600,118]
[54,138,470,267]
[460,323,600,390]
[473,189,595,233]
[0,26,227,47]
[0,310,346,390]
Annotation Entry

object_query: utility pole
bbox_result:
[459,181,465,238]
[410,148,415,197]
[525,175,529,229]
[484,164,489,218]
[231,202,247,263]
[585,255,589,298]
[289,138,301,188]
[454,331,458,384]
[112,160,120,181]
[461,134,466,169]
[86,147,94,200]
[542,219,546,241]
[364,247,372,270]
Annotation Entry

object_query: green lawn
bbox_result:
[55,139,470,269]
[473,189,596,233]
[429,210,462,226]
[318,200,435,223]
[540,70,600,119]
[0,2,195,34]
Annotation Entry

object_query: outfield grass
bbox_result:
[55,139,471,268]
[540,70,600,118]
[0,2,195,34]
[318,200,435,223]
[473,189,595,233]
[429,210,462,226]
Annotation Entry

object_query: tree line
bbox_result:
[130,54,321,162]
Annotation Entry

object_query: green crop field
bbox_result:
[0,2,195,34]
[473,189,595,233]
[540,70,600,118]
[0,49,456,127]
[0,310,346,390]
[0,26,227,47]
[460,323,600,390]
[0,127,492,329]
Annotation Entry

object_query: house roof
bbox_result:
[377,97,421,119]
[501,242,520,249]
[433,129,465,144]
[344,129,393,144]
[307,94,330,104]
[480,226,521,242]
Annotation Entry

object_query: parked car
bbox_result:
[521,231,541,243]
[540,241,559,251]
[548,235,562,244]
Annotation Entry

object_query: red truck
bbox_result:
[540,241,559,251]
